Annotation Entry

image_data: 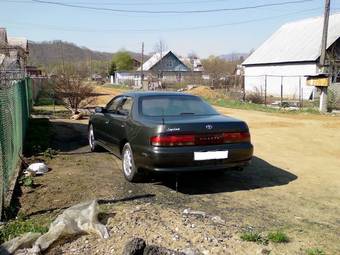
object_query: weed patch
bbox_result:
[0,218,49,244]
[19,176,34,188]
[43,148,59,159]
[306,248,326,255]
[206,98,319,115]
[267,230,289,243]
[240,231,268,245]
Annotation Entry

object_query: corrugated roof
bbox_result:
[138,50,172,71]
[243,12,340,66]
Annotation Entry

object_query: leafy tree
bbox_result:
[109,61,117,75]
[112,51,133,71]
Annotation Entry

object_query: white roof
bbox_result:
[138,50,171,71]
[243,12,340,66]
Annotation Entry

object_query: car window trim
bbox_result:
[116,96,134,117]
[106,96,123,113]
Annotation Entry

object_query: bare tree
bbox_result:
[201,56,237,87]
[53,64,94,114]
[153,40,168,82]
[153,39,168,55]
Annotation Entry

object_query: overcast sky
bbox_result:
[1,0,339,57]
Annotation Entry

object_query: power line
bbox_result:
[1,0,232,4]
[30,0,314,14]
[0,8,327,33]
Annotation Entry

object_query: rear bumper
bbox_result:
[133,143,253,172]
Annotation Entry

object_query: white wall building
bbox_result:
[242,13,340,100]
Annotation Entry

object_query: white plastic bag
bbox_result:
[32,200,109,253]
[0,200,109,255]
[25,163,49,175]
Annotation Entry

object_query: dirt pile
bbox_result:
[188,86,222,100]
[90,86,126,106]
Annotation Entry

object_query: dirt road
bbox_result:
[18,101,340,254]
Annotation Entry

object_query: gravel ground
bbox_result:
[17,101,340,255]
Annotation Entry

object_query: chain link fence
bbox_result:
[0,76,35,218]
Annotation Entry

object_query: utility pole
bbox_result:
[141,42,146,90]
[319,0,331,112]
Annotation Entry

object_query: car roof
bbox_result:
[122,91,199,98]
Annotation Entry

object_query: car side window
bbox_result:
[117,97,133,116]
[106,97,122,113]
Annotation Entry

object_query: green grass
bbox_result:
[267,230,289,243]
[0,218,49,244]
[306,248,326,255]
[206,98,320,115]
[241,230,290,245]
[240,231,268,245]
[102,83,130,90]
[32,105,72,118]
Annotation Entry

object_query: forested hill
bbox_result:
[28,40,113,66]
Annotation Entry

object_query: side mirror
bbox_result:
[118,109,129,116]
[95,107,106,113]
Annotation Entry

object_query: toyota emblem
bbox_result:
[206,124,213,130]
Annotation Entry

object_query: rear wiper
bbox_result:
[180,112,195,115]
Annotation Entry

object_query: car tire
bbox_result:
[88,124,100,152]
[122,143,141,182]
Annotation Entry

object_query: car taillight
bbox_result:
[151,135,195,146]
[151,132,250,146]
[223,132,250,143]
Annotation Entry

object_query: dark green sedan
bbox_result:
[88,91,253,182]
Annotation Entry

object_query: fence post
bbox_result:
[301,86,304,108]
[299,76,302,109]
[280,76,283,107]
[0,86,4,220]
[242,75,246,101]
[264,75,267,106]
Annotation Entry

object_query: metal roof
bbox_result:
[243,12,340,66]
[138,50,171,71]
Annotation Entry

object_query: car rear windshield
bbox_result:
[140,95,218,117]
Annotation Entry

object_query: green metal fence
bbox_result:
[0,78,33,217]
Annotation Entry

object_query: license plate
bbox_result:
[194,151,229,161]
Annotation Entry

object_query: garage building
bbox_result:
[242,13,340,100]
